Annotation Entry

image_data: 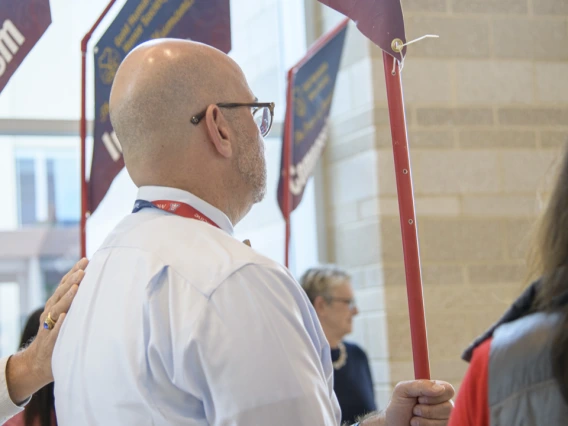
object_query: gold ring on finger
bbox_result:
[43,312,57,330]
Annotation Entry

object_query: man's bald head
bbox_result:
[109,38,252,185]
[109,38,267,224]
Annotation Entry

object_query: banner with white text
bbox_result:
[90,0,231,213]
[0,0,51,93]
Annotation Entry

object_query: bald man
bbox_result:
[52,39,454,426]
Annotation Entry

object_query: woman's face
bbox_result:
[317,280,359,340]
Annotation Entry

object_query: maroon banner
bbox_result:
[89,0,231,214]
[317,0,406,60]
[0,0,51,93]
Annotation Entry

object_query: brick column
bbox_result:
[318,0,568,400]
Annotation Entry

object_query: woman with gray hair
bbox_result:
[300,265,376,425]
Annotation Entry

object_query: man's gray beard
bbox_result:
[252,171,267,204]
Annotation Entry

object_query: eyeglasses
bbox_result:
[190,102,275,137]
[326,297,357,310]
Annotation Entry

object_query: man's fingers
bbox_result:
[48,284,79,323]
[44,270,83,314]
[41,260,85,331]
[393,380,454,399]
[48,313,67,342]
[75,257,89,272]
[417,387,455,405]
[58,258,88,287]
[413,401,453,420]
[44,268,85,314]
[410,417,449,426]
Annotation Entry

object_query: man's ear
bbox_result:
[204,104,232,158]
[313,295,327,316]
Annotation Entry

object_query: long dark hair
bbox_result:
[20,308,56,426]
[527,143,568,404]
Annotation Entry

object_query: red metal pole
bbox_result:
[80,47,87,258]
[284,68,294,268]
[382,52,430,380]
[80,0,118,258]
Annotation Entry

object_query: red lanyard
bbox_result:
[133,199,220,229]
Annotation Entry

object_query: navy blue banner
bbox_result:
[278,20,348,216]
[90,0,231,213]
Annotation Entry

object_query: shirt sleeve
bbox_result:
[448,338,491,426]
[0,357,26,425]
[179,263,341,426]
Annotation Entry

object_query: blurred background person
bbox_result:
[300,265,376,425]
[449,143,568,426]
[5,309,57,426]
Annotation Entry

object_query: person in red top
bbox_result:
[448,339,490,426]
[449,143,568,426]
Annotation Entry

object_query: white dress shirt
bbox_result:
[0,357,25,425]
[53,186,341,425]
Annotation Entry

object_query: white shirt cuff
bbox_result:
[0,356,29,424]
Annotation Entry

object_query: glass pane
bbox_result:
[0,283,20,358]
[47,158,56,223]
[262,107,270,134]
[254,107,271,136]
[16,158,36,226]
[52,157,80,226]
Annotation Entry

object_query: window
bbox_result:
[15,158,36,225]
[0,283,20,357]
[16,148,80,227]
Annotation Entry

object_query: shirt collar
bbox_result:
[136,186,234,236]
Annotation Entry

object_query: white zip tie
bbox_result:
[391,34,439,75]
